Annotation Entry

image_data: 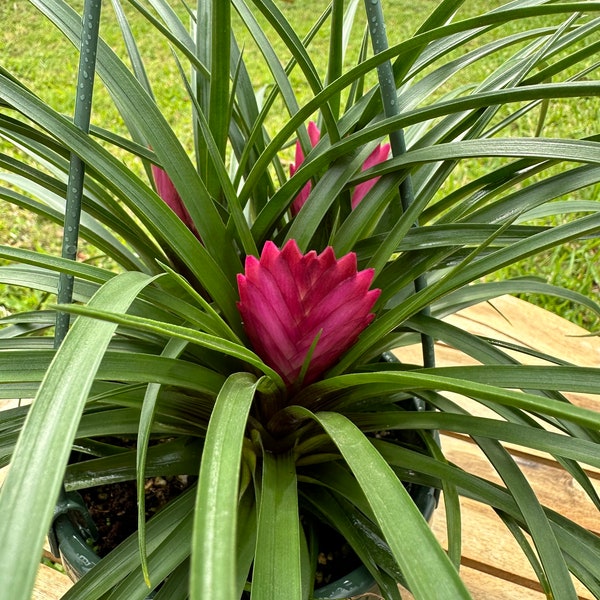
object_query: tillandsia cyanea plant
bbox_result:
[1,0,600,599]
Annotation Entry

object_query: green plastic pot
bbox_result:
[49,497,375,598]
[50,484,436,599]
[50,458,437,598]
[49,489,100,582]
[49,356,438,598]
[312,564,377,599]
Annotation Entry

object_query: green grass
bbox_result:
[0,0,598,328]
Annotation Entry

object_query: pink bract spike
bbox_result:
[151,164,199,237]
[289,122,390,215]
[351,143,391,209]
[289,122,321,217]
[237,239,381,389]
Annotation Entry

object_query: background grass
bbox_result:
[1,0,598,328]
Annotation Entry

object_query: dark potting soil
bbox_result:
[82,477,361,589]
[312,526,362,588]
[81,475,190,557]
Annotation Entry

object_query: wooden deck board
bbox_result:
[31,565,72,600]
[432,436,597,600]
[0,297,597,599]
[402,562,594,600]
[396,296,600,600]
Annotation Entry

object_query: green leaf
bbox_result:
[348,411,600,469]
[0,349,226,396]
[435,280,600,321]
[372,437,600,580]
[92,502,192,599]
[110,0,154,99]
[419,365,600,403]
[300,485,402,599]
[479,442,578,599]
[208,0,231,165]
[336,213,600,371]
[30,0,241,279]
[358,138,600,186]
[0,271,157,600]
[310,411,471,600]
[423,432,462,569]
[0,48,241,328]
[152,559,190,600]
[0,177,145,271]
[298,371,600,431]
[173,54,258,257]
[325,0,344,120]
[64,437,202,489]
[51,302,285,390]
[61,484,196,599]
[251,449,302,600]
[190,372,259,600]
[137,337,190,586]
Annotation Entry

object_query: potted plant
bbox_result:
[1,0,600,598]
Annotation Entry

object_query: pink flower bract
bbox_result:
[237,240,381,388]
[151,164,199,236]
[289,122,390,215]
[351,142,391,209]
[289,121,320,216]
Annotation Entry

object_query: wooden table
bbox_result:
[2,296,598,599]
[396,296,600,600]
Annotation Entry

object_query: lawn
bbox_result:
[1,0,599,327]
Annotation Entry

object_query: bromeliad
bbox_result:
[151,158,382,390]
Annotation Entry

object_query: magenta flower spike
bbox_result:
[289,121,321,216]
[289,122,390,215]
[151,164,199,237]
[237,239,381,388]
[351,142,391,209]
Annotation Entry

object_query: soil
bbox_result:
[82,476,361,589]
[81,475,190,557]
[312,525,362,588]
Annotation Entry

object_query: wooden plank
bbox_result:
[431,434,597,600]
[395,295,600,412]
[442,295,600,367]
[0,399,31,410]
[400,564,557,600]
[457,565,555,600]
[440,434,600,531]
[31,564,72,600]
[393,297,600,599]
